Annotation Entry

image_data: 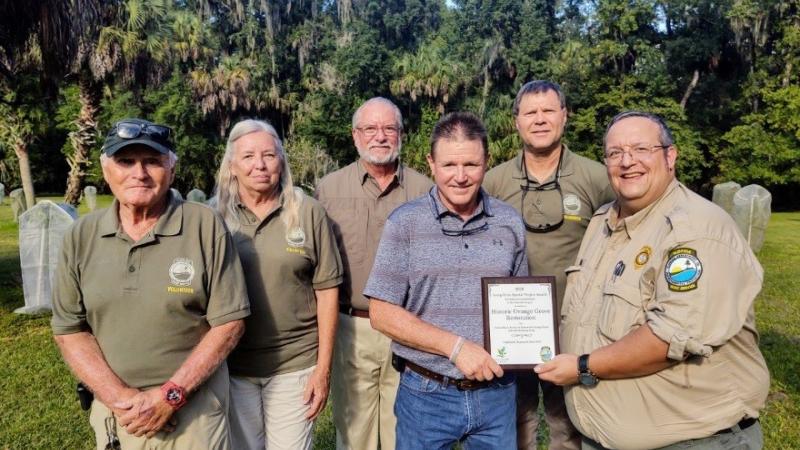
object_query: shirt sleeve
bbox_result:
[512,216,529,277]
[206,221,251,327]
[311,201,344,290]
[51,227,89,335]
[645,237,763,360]
[363,214,410,306]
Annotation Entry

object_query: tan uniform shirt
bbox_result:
[227,192,343,377]
[315,160,432,311]
[561,181,769,450]
[484,147,614,308]
[51,194,251,389]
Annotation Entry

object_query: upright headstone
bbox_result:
[186,188,207,203]
[712,181,741,216]
[731,184,772,253]
[15,201,76,314]
[0,182,5,205]
[83,185,98,211]
[170,188,183,200]
[10,188,26,222]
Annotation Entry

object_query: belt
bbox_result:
[715,417,758,435]
[339,305,370,318]
[401,357,492,391]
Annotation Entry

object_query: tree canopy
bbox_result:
[1,0,798,207]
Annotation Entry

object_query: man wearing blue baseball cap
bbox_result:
[52,118,251,449]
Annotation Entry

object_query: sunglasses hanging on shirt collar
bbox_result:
[520,150,565,233]
[429,189,490,237]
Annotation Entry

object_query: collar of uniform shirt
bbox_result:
[604,179,680,239]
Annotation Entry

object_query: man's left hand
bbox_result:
[302,366,330,420]
[535,353,579,386]
[115,387,176,437]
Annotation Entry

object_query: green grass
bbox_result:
[0,199,797,449]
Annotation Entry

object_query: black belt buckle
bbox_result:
[715,417,757,435]
[392,354,406,373]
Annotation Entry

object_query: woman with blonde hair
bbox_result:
[213,119,342,449]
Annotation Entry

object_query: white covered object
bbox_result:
[712,181,741,216]
[732,184,772,253]
[83,185,97,211]
[15,201,76,314]
[186,188,207,203]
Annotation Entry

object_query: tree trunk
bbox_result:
[64,76,100,206]
[680,69,700,110]
[14,142,35,210]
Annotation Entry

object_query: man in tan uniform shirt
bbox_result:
[536,111,769,450]
[315,97,432,450]
[484,80,614,450]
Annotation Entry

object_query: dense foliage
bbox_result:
[1,0,798,207]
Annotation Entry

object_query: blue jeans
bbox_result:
[395,368,516,450]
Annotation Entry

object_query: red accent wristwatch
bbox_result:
[160,381,187,410]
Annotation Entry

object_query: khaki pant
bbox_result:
[517,372,580,450]
[89,365,231,450]
[331,313,398,450]
[228,366,316,450]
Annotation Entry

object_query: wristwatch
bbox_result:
[577,354,599,386]
[160,381,187,410]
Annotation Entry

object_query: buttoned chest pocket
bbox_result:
[597,281,645,342]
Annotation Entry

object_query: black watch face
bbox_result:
[166,388,183,402]
[579,372,598,386]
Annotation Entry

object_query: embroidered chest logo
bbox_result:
[664,248,702,292]
[286,227,306,248]
[492,239,504,246]
[562,193,581,215]
[634,246,652,269]
[168,258,195,287]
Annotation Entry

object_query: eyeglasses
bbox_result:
[355,125,400,137]
[604,145,668,165]
[519,153,564,233]
[109,121,172,142]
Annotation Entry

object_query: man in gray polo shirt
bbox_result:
[367,112,528,449]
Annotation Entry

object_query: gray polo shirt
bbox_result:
[364,187,528,379]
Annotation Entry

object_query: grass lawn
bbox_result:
[0,197,797,448]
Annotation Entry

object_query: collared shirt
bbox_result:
[484,146,614,309]
[315,160,433,311]
[560,180,769,450]
[51,193,251,389]
[364,187,528,379]
[227,191,343,378]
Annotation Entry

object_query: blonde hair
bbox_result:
[211,119,302,233]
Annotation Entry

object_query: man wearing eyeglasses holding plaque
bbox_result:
[51,118,250,449]
[315,97,432,450]
[535,111,768,449]
[484,81,614,450]
[368,112,527,449]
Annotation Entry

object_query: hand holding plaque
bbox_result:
[481,276,559,369]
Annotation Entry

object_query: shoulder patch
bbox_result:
[664,247,702,292]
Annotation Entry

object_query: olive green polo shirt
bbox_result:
[315,160,433,311]
[51,194,251,389]
[484,146,614,308]
[227,192,343,377]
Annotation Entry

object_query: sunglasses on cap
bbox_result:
[108,120,172,142]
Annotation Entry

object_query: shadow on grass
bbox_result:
[0,253,23,312]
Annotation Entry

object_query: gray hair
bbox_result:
[352,97,403,131]
[603,111,675,148]
[211,119,301,233]
[512,80,566,115]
